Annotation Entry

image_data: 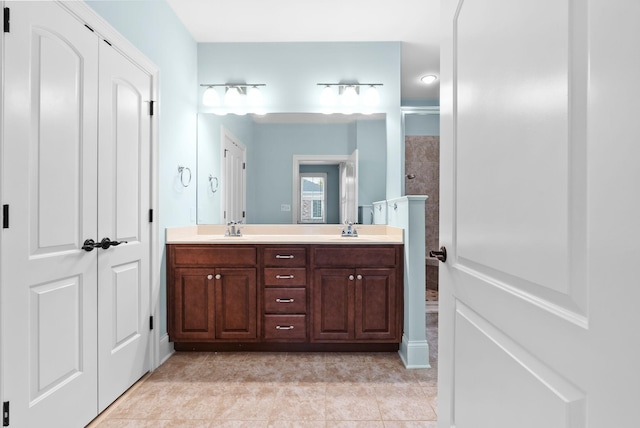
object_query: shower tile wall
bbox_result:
[405,135,440,292]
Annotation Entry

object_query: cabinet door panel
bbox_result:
[312,268,354,341]
[215,268,257,340]
[355,268,397,340]
[171,268,215,341]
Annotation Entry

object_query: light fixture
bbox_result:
[362,85,381,107]
[200,83,266,111]
[341,85,359,107]
[202,86,221,106]
[320,85,337,106]
[316,83,383,111]
[247,85,263,106]
[224,86,243,107]
[420,74,438,84]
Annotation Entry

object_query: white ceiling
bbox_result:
[165,0,441,101]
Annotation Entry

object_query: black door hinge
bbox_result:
[149,316,154,330]
[242,211,245,218]
[3,401,9,427]
[149,100,155,116]
[2,205,9,229]
[148,209,153,223]
[84,24,94,33]
[4,8,10,33]
[242,162,246,170]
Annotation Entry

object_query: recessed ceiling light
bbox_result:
[420,74,438,84]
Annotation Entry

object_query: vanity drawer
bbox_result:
[263,268,306,286]
[264,288,306,313]
[313,246,398,267]
[263,247,307,267]
[172,246,256,267]
[263,315,307,340]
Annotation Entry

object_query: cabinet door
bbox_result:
[215,268,257,340]
[170,268,215,341]
[355,268,398,341]
[312,268,355,341]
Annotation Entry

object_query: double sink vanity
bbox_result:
[166,224,404,352]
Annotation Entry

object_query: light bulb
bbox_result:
[224,86,243,107]
[202,87,220,106]
[247,86,263,106]
[362,85,380,107]
[341,86,358,107]
[420,75,438,84]
[320,85,336,106]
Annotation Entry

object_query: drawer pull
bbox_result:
[349,275,355,281]
[275,298,295,303]
[357,274,363,280]
[275,274,295,279]
[207,274,213,280]
[275,254,294,259]
[215,274,221,280]
[275,325,295,330]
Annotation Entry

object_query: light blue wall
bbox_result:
[357,120,387,204]
[85,0,198,337]
[250,121,354,223]
[405,114,440,136]
[198,42,404,199]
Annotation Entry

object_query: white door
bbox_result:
[2,2,99,426]
[96,40,151,412]
[222,128,246,223]
[339,149,358,224]
[439,0,640,427]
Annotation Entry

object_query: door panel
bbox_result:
[440,0,638,426]
[222,128,246,223]
[453,0,586,316]
[2,2,99,426]
[215,268,257,340]
[355,268,396,340]
[97,41,151,412]
[312,268,354,340]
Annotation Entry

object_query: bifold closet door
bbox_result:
[2,2,153,426]
[2,2,100,427]
[96,40,151,413]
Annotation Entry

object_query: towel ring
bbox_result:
[209,175,219,193]
[178,165,191,187]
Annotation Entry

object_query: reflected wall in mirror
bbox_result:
[197,113,387,224]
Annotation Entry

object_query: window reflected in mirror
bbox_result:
[300,173,327,223]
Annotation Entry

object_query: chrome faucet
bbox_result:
[341,221,358,237]
[225,220,242,237]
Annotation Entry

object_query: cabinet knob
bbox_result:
[349,275,354,281]
[356,274,362,280]
[215,274,221,280]
[207,274,213,280]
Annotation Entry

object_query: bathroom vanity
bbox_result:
[166,225,404,352]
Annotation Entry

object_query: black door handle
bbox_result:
[429,246,447,263]
[98,237,128,249]
[82,237,128,251]
[82,239,99,252]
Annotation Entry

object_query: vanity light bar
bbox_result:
[200,83,266,88]
[316,83,383,87]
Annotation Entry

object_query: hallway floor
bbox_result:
[88,314,438,427]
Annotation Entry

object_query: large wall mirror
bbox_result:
[197,113,387,224]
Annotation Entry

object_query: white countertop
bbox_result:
[166,224,404,244]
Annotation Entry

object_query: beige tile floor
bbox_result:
[88,313,438,428]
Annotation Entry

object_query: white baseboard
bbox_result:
[398,335,430,369]
[158,333,174,366]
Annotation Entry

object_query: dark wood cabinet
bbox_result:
[167,245,257,343]
[167,243,402,350]
[312,246,402,343]
[313,267,399,342]
[262,246,309,342]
